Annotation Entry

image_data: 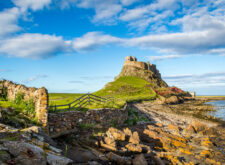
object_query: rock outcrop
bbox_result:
[0,123,72,165]
[116,56,168,87]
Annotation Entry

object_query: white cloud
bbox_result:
[72,32,123,51]
[163,72,225,87]
[120,0,140,6]
[0,33,71,59]
[125,29,225,55]
[127,10,173,31]
[76,0,122,24]
[120,0,177,21]
[22,74,48,83]
[12,0,52,11]
[146,55,182,61]
[0,7,21,37]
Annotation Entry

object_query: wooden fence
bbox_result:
[48,93,114,112]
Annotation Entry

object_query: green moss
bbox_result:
[79,123,94,129]
[125,107,149,126]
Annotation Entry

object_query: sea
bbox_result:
[205,100,225,121]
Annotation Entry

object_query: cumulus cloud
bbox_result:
[0,33,71,59]
[0,7,21,37]
[163,72,225,87]
[76,0,122,24]
[72,32,123,51]
[146,55,182,61]
[22,74,48,83]
[12,0,52,11]
[125,29,225,55]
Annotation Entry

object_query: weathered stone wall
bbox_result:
[48,106,128,138]
[1,80,48,127]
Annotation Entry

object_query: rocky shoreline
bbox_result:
[0,97,225,164]
[53,97,225,164]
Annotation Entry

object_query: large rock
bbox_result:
[129,131,140,144]
[106,127,126,141]
[133,154,148,165]
[165,96,179,104]
[192,121,208,132]
[3,141,46,165]
[107,152,131,165]
[47,153,73,165]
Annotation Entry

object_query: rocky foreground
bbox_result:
[0,98,225,165]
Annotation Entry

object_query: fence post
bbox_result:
[55,105,56,111]
[88,93,90,105]
[68,104,71,110]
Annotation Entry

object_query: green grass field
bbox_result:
[48,76,157,110]
[49,93,84,106]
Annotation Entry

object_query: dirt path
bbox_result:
[133,102,218,129]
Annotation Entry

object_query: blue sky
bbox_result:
[0,0,225,95]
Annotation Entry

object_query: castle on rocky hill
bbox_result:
[117,56,168,87]
[124,56,161,78]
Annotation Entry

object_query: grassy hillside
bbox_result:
[49,93,84,106]
[94,76,156,103]
[48,76,156,110]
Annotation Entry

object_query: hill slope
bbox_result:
[95,76,156,102]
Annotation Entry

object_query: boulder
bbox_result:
[3,141,46,165]
[165,96,179,104]
[125,143,142,153]
[107,152,131,165]
[133,154,148,165]
[106,127,126,141]
[183,125,196,134]
[167,124,180,132]
[123,128,132,136]
[47,153,73,165]
[192,121,208,132]
[104,136,116,147]
[129,131,140,144]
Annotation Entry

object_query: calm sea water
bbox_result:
[205,100,225,120]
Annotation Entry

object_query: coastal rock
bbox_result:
[183,125,196,134]
[3,141,46,165]
[129,131,140,144]
[47,153,73,165]
[165,96,179,104]
[133,154,148,165]
[167,124,180,132]
[192,121,208,132]
[106,127,126,141]
[107,152,131,165]
[125,143,142,152]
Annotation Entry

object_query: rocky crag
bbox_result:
[116,56,168,88]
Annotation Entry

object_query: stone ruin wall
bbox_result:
[124,56,161,78]
[1,80,48,127]
[48,106,128,138]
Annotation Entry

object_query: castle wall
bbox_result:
[48,107,128,138]
[124,60,148,70]
[1,80,48,127]
[124,56,161,78]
